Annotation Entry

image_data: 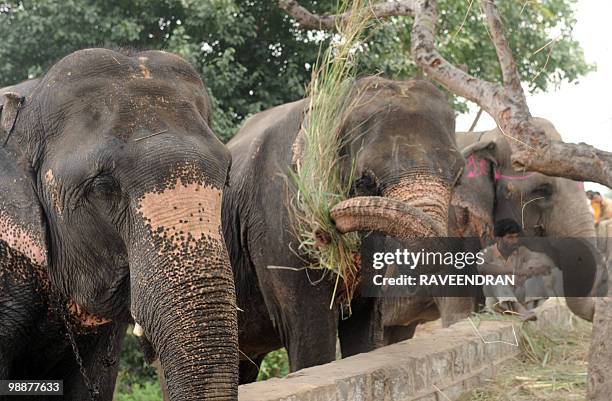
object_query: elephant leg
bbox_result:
[384,321,421,345]
[338,298,384,358]
[239,354,265,384]
[256,267,338,372]
[59,322,127,401]
[283,305,337,371]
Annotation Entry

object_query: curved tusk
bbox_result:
[133,323,144,337]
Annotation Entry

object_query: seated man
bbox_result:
[479,219,556,321]
[588,191,612,226]
[587,191,612,277]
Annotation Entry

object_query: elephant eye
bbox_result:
[90,174,121,197]
[353,172,379,196]
[531,183,553,199]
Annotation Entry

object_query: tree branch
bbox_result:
[468,107,483,132]
[481,0,525,99]
[411,0,612,187]
[278,0,415,31]
[278,0,612,187]
[410,0,504,115]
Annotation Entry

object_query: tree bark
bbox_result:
[588,297,612,400]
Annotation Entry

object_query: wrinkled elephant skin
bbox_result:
[223,77,464,382]
[0,49,237,401]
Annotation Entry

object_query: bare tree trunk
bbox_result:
[588,297,612,400]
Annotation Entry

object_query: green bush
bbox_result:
[114,328,161,400]
[257,348,289,381]
[114,382,162,401]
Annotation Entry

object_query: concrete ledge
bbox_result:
[239,301,568,401]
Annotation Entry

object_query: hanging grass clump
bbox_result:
[289,0,375,309]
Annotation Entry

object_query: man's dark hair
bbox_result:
[586,190,601,199]
[494,218,522,237]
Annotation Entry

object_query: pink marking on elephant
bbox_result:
[0,212,46,265]
[464,155,538,182]
[465,155,489,178]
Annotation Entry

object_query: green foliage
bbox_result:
[114,382,163,401]
[0,0,593,141]
[257,348,289,381]
[114,329,161,399]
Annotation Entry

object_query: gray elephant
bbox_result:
[222,77,464,382]
[0,49,237,401]
[449,117,606,321]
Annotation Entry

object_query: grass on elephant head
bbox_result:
[288,0,375,309]
[460,307,592,401]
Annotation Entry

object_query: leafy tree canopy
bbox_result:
[0,0,592,141]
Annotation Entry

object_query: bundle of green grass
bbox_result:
[289,0,375,309]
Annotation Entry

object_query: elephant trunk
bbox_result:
[549,192,600,322]
[331,175,450,238]
[129,183,238,400]
[566,297,595,322]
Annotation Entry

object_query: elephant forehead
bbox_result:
[0,211,47,266]
[136,180,223,244]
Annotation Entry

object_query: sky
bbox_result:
[455,0,611,194]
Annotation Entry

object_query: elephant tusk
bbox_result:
[133,323,144,337]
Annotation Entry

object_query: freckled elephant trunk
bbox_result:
[331,175,450,238]
[129,183,238,401]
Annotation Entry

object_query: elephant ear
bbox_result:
[449,140,498,241]
[460,140,500,184]
[461,140,497,164]
[0,92,48,267]
[0,92,25,144]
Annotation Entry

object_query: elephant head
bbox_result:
[324,78,463,241]
[317,78,465,345]
[1,49,237,400]
[452,117,604,321]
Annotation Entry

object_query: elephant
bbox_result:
[0,49,238,401]
[449,117,606,321]
[221,76,465,382]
